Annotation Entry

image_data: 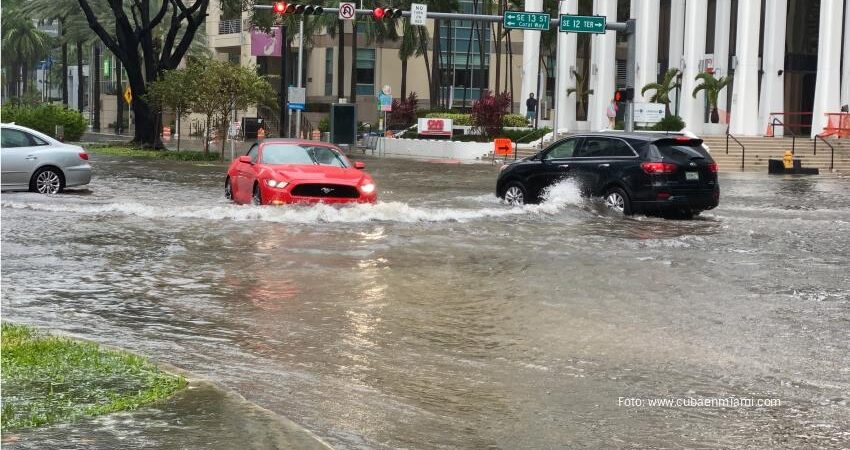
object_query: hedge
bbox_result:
[423,112,529,128]
[1,104,87,141]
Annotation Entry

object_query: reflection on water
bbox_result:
[2,155,849,449]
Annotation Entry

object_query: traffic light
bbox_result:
[372,7,402,20]
[614,87,634,102]
[272,2,324,14]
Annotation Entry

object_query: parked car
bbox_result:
[496,132,719,217]
[1,123,91,194]
[225,139,377,205]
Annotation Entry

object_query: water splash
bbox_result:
[1,180,585,225]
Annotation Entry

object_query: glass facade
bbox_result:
[324,48,334,96]
[439,0,490,105]
[356,48,375,96]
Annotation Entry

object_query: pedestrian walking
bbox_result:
[525,94,538,126]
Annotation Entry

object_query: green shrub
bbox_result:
[318,116,329,132]
[502,114,529,127]
[497,127,552,143]
[424,112,472,125]
[1,104,87,141]
[651,115,685,131]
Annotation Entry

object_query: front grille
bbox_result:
[291,183,359,198]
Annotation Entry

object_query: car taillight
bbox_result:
[708,162,718,173]
[641,162,677,174]
[79,152,89,160]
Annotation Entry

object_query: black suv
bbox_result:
[496,132,719,216]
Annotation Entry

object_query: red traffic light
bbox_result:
[273,1,287,13]
[373,7,385,19]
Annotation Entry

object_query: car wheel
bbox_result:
[224,177,233,201]
[604,187,632,215]
[31,167,64,194]
[503,182,527,206]
[252,183,262,206]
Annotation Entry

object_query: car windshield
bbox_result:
[261,144,349,168]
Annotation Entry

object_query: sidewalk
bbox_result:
[4,377,333,450]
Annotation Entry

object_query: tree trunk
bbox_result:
[349,22,357,101]
[337,21,345,101]
[116,58,124,134]
[710,107,719,123]
[400,58,408,99]
[204,115,211,154]
[422,42,432,99]
[76,42,84,113]
[506,32,514,112]
[431,19,441,109]
[477,7,487,99]
[92,43,101,131]
[61,20,68,106]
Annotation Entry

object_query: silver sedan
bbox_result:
[1,123,92,194]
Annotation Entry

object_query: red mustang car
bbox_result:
[225,139,377,205]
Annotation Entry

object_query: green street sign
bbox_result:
[559,14,606,34]
[504,11,550,31]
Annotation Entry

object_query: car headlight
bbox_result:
[265,179,288,188]
[360,182,375,194]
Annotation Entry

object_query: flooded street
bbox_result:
[2,154,849,449]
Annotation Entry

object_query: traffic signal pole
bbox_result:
[255,4,636,136]
[280,23,288,138]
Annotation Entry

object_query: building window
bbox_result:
[356,49,375,96]
[324,48,334,96]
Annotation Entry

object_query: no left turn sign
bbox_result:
[339,2,356,20]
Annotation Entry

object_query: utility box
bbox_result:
[330,103,357,145]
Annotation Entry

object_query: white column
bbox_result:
[841,2,850,110]
[713,0,732,119]
[668,0,686,115]
[631,0,660,103]
[555,0,578,132]
[588,0,617,130]
[679,0,708,134]
[758,0,787,137]
[519,0,543,117]
[729,0,762,135]
[812,0,844,137]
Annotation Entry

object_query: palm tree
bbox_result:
[2,12,51,99]
[313,3,348,100]
[567,69,593,120]
[692,72,732,124]
[641,68,681,117]
[428,0,460,109]
[398,13,430,99]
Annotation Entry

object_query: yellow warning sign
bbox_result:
[123,85,132,105]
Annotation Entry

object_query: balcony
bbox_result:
[218,19,241,35]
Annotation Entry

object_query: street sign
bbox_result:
[338,2,356,20]
[559,14,606,34]
[633,102,665,123]
[410,3,427,26]
[378,93,392,112]
[123,85,132,105]
[288,86,306,111]
[503,11,550,31]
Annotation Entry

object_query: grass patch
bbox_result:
[89,145,222,161]
[1,323,186,431]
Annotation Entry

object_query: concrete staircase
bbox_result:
[702,136,850,174]
[505,136,850,174]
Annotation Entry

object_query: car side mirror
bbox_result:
[238,155,252,164]
[354,161,366,169]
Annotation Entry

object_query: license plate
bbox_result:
[685,171,699,181]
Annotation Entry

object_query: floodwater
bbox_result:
[2,154,849,449]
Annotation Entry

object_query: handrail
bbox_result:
[814,135,835,171]
[726,127,746,170]
[770,117,797,155]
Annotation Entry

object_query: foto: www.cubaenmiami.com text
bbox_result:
[618,397,781,408]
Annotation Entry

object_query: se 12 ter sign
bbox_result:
[417,118,453,137]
